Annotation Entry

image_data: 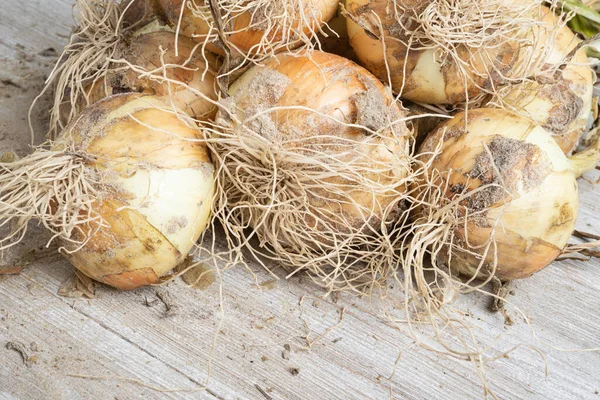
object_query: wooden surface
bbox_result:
[1,1,600,399]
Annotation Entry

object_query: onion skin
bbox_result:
[157,0,339,56]
[84,31,219,120]
[345,0,522,104]
[54,94,215,290]
[223,51,411,233]
[418,108,578,281]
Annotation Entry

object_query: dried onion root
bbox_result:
[32,0,137,138]
[344,0,555,104]
[3,94,215,290]
[209,50,414,293]
[157,0,339,61]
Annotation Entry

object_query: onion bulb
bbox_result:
[43,0,218,139]
[157,0,339,57]
[213,50,412,290]
[1,94,215,290]
[489,8,595,156]
[416,108,578,281]
[344,0,541,104]
[62,31,219,126]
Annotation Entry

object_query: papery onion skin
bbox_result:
[157,0,339,56]
[345,0,525,105]
[79,31,219,121]
[54,94,215,290]
[418,108,578,281]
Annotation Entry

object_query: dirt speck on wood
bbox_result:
[282,344,291,360]
[175,259,216,290]
[155,287,179,317]
[259,279,278,290]
[6,341,38,367]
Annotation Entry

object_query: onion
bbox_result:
[1,94,215,290]
[212,50,412,290]
[157,0,339,57]
[61,31,219,127]
[40,0,219,139]
[489,8,595,156]
[344,0,543,104]
[415,108,578,281]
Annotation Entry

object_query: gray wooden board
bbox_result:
[0,1,599,399]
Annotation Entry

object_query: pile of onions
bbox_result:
[158,0,339,57]
[211,50,412,290]
[344,2,596,163]
[20,0,598,297]
[1,94,216,289]
[414,108,578,281]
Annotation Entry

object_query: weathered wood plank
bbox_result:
[0,252,215,399]
[0,0,73,57]
[2,229,599,399]
[0,1,599,400]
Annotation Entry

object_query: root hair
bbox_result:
[0,147,106,253]
[29,0,133,140]
[188,0,336,68]
[201,101,415,294]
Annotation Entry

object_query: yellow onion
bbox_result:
[213,50,412,290]
[345,0,540,104]
[63,31,219,124]
[45,0,219,139]
[417,108,578,281]
[1,94,215,290]
[157,0,339,56]
[490,8,595,155]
